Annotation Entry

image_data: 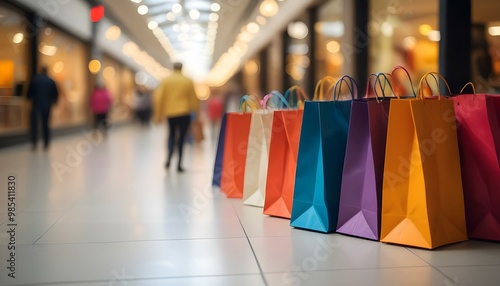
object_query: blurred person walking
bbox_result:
[153,62,200,172]
[90,82,113,133]
[131,85,152,127]
[27,66,59,151]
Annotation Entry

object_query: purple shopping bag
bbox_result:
[336,73,399,240]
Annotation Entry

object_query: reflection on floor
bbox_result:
[0,124,499,286]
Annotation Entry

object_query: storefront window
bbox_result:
[368,0,438,94]
[38,24,88,128]
[0,5,30,134]
[315,0,344,82]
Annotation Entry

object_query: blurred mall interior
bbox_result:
[1,0,500,285]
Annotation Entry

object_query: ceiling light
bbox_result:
[381,22,393,37]
[260,0,278,17]
[256,15,266,25]
[246,22,260,34]
[130,0,141,3]
[167,12,176,21]
[172,3,182,13]
[211,3,221,12]
[488,26,500,36]
[103,66,116,79]
[148,21,158,30]
[88,59,101,74]
[209,13,219,22]
[189,9,200,20]
[137,5,148,15]
[105,25,121,40]
[12,33,23,44]
[419,24,432,36]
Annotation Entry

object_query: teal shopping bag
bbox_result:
[290,76,355,233]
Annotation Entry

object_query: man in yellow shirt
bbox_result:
[153,62,200,172]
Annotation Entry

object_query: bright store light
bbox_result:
[39,43,57,56]
[238,31,254,42]
[428,30,441,42]
[195,84,211,100]
[245,60,259,75]
[137,5,148,15]
[403,36,417,50]
[488,26,500,36]
[172,3,182,13]
[260,0,279,17]
[103,66,116,79]
[209,13,219,22]
[246,22,260,34]
[12,33,23,44]
[288,21,308,39]
[106,25,121,40]
[122,41,138,56]
[316,21,344,38]
[189,9,200,20]
[326,40,340,53]
[53,61,64,73]
[88,59,101,74]
[419,24,432,36]
[381,22,394,37]
[211,3,221,12]
[130,0,141,3]
[148,21,158,30]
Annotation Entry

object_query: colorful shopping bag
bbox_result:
[212,113,227,187]
[242,91,288,207]
[380,72,467,249]
[264,86,308,218]
[290,76,355,233]
[336,73,393,240]
[219,96,259,198]
[452,83,500,241]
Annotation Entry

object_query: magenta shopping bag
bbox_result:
[452,90,500,241]
[336,74,393,240]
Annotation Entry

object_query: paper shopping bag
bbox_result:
[243,91,289,207]
[452,86,500,241]
[212,113,227,187]
[337,73,393,240]
[219,96,259,198]
[290,76,355,233]
[380,72,467,249]
[264,86,308,218]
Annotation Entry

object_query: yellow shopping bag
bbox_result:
[380,72,467,249]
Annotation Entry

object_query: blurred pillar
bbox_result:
[343,0,369,95]
[259,47,268,94]
[307,7,317,96]
[439,0,471,92]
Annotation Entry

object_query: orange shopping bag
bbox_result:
[380,72,467,249]
[263,86,308,218]
[220,96,260,198]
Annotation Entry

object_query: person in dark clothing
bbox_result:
[27,66,59,150]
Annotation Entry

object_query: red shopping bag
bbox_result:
[263,86,307,218]
[220,96,259,198]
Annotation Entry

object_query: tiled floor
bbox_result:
[1,124,500,286]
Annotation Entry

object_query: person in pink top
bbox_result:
[90,83,113,131]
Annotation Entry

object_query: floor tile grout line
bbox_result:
[0,273,264,286]
[230,201,269,286]
[31,236,250,246]
[405,247,461,284]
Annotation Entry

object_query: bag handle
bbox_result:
[391,65,417,97]
[261,90,290,109]
[333,75,357,101]
[285,85,309,109]
[373,73,397,102]
[459,82,477,94]
[314,76,336,101]
[417,72,452,100]
[239,95,261,112]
